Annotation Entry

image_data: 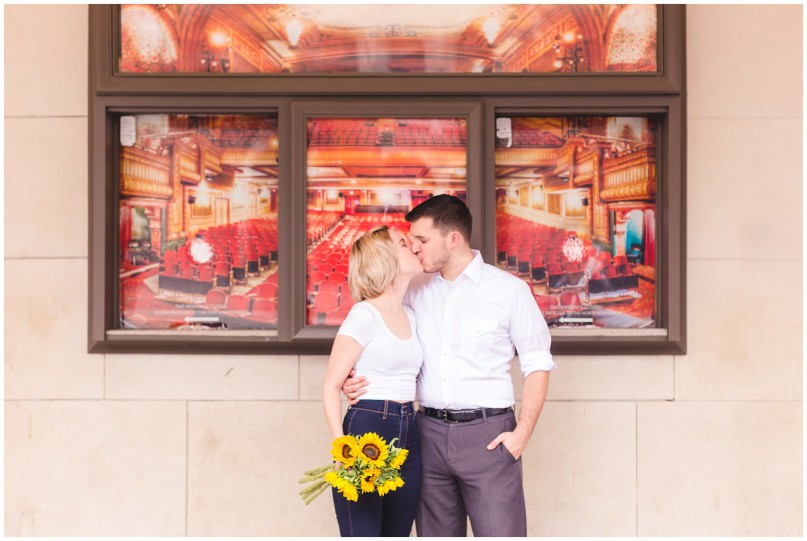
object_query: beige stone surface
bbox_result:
[300,355,329,400]
[688,118,802,261]
[106,354,299,400]
[5,118,88,258]
[5,259,104,399]
[4,4,88,117]
[638,401,802,536]
[511,356,674,401]
[687,5,803,119]
[309,354,674,403]
[5,400,186,536]
[187,401,338,536]
[678,260,802,400]
[523,401,637,536]
[1,4,803,538]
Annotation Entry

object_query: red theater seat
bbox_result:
[308,271,326,285]
[314,292,339,313]
[597,251,612,266]
[249,298,278,323]
[547,263,567,292]
[559,291,583,313]
[181,265,196,280]
[225,294,250,313]
[256,282,278,299]
[198,265,215,282]
[232,255,247,284]
[214,262,232,292]
[328,272,347,284]
[535,295,560,314]
[317,280,341,296]
[562,261,585,287]
[204,289,227,308]
[613,254,629,274]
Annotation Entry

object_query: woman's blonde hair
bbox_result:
[348,225,398,301]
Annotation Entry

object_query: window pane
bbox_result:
[495,116,657,328]
[118,114,280,331]
[120,4,657,74]
[306,117,467,326]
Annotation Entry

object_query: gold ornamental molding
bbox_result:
[121,147,173,199]
[308,147,466,166]
[494,147,557,167]
[600,182,653,201]
[574,152,597,185]
[601,148,656,202]
[220,148,279,166]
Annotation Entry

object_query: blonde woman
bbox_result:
[322,225,424,537]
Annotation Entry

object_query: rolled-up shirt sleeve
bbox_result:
[509,280,556,377]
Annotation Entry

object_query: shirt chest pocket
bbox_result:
[460,316,499,358]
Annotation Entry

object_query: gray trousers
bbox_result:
[415,410,527,537]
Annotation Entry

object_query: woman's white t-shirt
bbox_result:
[336,301,423,402]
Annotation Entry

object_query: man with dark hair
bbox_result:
[344,194,554,537]
[404,193,473,244]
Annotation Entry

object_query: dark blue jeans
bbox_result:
[332,400,422,537]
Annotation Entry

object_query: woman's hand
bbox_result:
[341,368,369,405]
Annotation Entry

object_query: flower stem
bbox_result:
[303,481,330,505]
[298,473,325,484]
[299,479,326,496]
[303,464,332,476]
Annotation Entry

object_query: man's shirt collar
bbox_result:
[437,249,484,285]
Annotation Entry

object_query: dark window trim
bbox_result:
[88,5,686,355]
[482,95,685,354]
[288,100,484,343]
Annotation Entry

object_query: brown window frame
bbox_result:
[88,5,686,354]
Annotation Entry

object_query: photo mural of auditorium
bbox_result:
[495,116,657,328]
[118,114,280,330]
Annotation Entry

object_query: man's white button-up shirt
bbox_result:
[405,250,555,409]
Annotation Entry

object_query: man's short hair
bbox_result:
[347,225,398,301]
[405,194,472,242]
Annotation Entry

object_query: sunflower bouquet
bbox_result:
[298,432,408,504]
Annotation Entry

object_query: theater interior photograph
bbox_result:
[104,2,671,348]
[119,113,656,331]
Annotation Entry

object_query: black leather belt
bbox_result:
[420,406,514,423]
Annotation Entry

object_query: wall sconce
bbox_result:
[552,32,585,72]
[201,31,232,73]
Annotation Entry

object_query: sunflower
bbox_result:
[323,470,339,486]
[389,448,409,469]
[360,468,380,493]
[377,476,405,497]
[340,481,359,502]
[330,435,359,467]
[324,471,360,502]
[356,432,389,467]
